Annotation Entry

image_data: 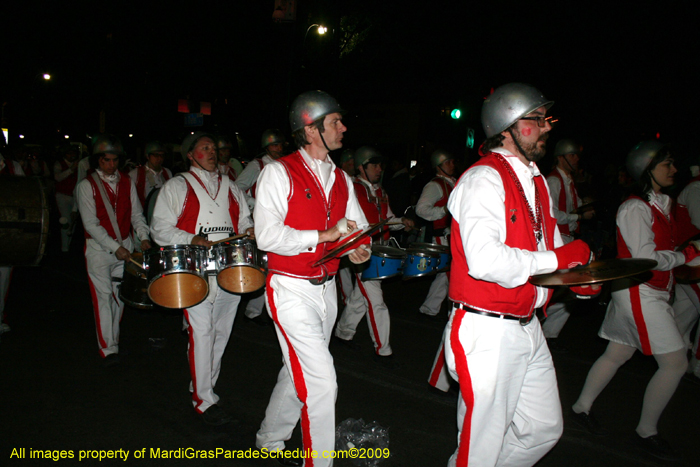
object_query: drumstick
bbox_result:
[210,233,249,246]
[128,258,145,270]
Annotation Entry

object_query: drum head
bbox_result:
[371,245,407,258]
[410,242,449,253]
[148,273,208,309]
[217,266,266,294]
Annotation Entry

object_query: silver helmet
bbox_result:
[289,90,344,133]
[431,150,454,168]
[92,134,123,156]
[354,146,382,170]
[261,129,285,148]
[145,141,166,155]
[626,140,667,181]
[180,131,214,159]
[481,83,554,138]
[215,136,233,151]
[553,139,582,158]
[340,148,355,164]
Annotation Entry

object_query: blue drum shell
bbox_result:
[362,245,407,281]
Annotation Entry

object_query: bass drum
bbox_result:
[0,176,49,266]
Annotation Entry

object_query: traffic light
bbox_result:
[450,108,461,119]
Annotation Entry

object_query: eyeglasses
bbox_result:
[519,116,550,127]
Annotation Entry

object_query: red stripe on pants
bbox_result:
[183,309,204,412]
[629,286,652,356]
[356,273,384,355]
[428,345,446,387]
[451,309,475,466]
[84,244,108,357]
[266,275,315,467]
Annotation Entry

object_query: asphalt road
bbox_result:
[1,241,698,467]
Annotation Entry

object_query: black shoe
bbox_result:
[333,336,361,351]
[635,434,681,461]
[102,354,120,368]
[200,404,233,426]
[275,450,303,467]
[546,338,569,353]
[570,409,608,436]
[246,313,270,327]
[373,353,400,369]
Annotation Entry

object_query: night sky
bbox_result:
[1,1,696,168]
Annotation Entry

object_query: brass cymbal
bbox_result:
[312,219,389,267]
[529,258,657,286]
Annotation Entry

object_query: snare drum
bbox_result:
[119,252,153,309]
[211,238,267,293]
[403,247,440,279]
[409,242,450,273]
[144,245,209,309]
[362,245,406,280]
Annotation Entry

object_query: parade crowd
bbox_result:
[2,84,700,466]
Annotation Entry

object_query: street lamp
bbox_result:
[42,73,51,81]
[304,24,328,43]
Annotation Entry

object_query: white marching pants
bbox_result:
[55,193,76,252]
[541,301,570,339]
[335,274,392,356]
[244,288,267,319]
[256,275,338,467]
[85,245,125,358]
[183,279,241,413]
[419,272,449,316]
[445,309,563,467]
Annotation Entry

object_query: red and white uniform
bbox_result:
[444,148,563,467]
[335,178,406,356]
[673,176,700,377]
[542,166,583,339]
[128,165,172,209]
[417,174,456,391]
[54,158,79,252]
[76,170,150,358]
[150,167,252,413]
[235,155,272,212]
[254,149,367,466]
[601,193,686,354]
[0,154,24,332]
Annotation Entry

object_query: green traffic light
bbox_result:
[451,109,461,119]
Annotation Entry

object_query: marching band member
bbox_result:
[150,132,253,426]
[254,91,369,466]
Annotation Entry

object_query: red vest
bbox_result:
[84,173,132,241]
[673,176,700,244]
[617,195,676,290]
[249,158,265,198]
[0,160,17,175]
[548,168,579,235]
[266,151,349,279]
[449,152,557,317]
[135,165,170,208]
[431,176,454,230]
[354,180,390,242]
[175,174,241,235]
[55,159,78,196]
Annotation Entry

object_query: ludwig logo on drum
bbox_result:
[201,226,234,234]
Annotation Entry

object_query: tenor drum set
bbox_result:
[118,237,267,310]
[361,241,451,281]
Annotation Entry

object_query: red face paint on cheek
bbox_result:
[521,127,532,136]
